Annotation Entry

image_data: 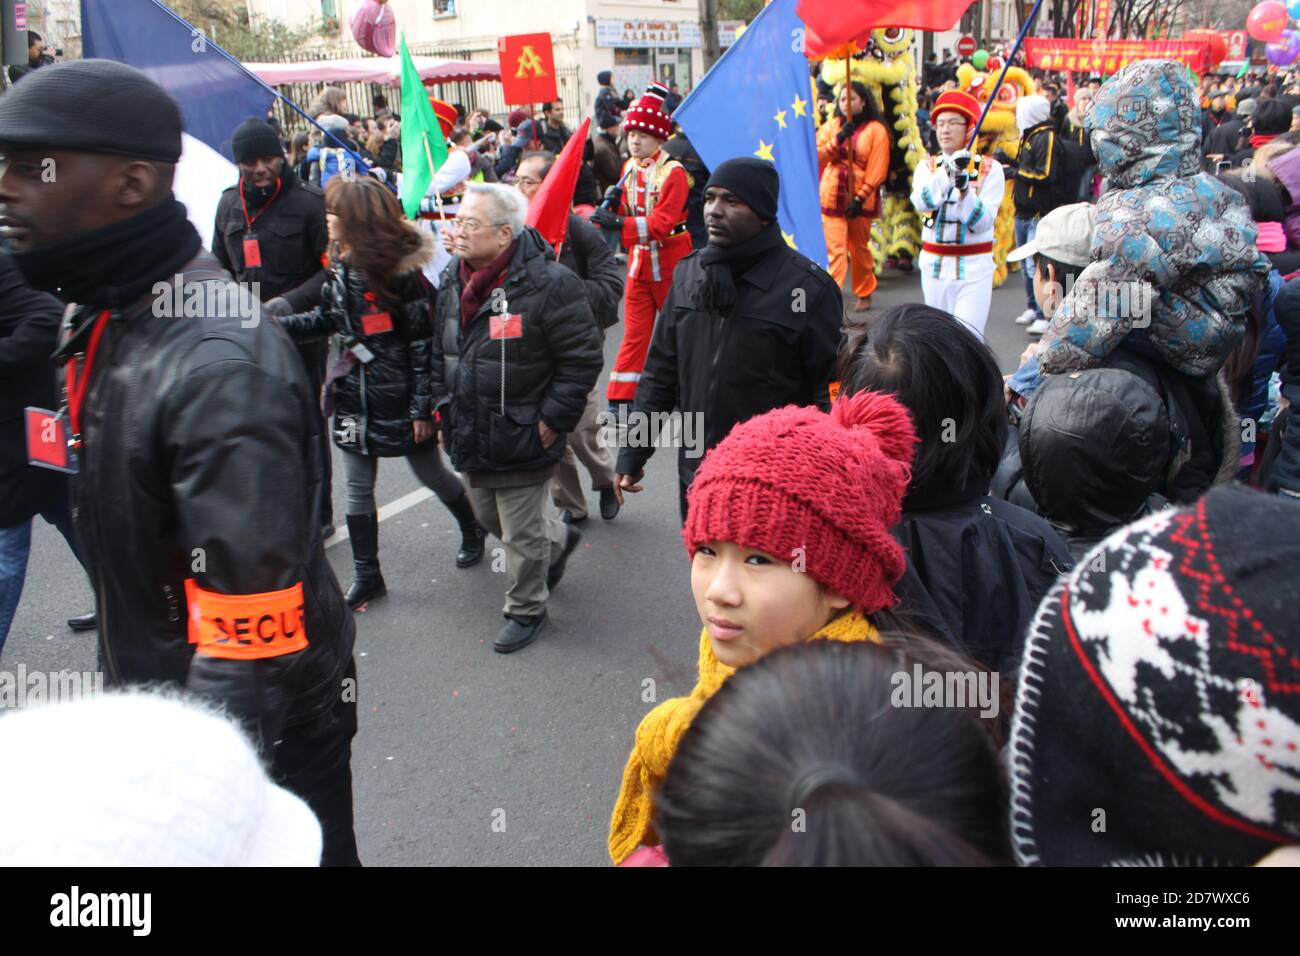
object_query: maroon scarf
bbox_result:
[459,240,519,329]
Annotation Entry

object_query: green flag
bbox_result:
[399,34,447,220]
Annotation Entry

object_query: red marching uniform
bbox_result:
[606,85,693,404]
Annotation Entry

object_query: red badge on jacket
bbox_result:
[489,313,523,339]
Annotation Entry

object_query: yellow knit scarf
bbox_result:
[607,609,880,864]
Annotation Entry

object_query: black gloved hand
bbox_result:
[590,207,624,231]
[845,196,865,219]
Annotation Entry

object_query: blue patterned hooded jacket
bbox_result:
[1038,60,1271,377]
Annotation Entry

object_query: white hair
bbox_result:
[465,182,529,237]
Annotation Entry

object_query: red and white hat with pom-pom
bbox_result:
[681,390,917,612]
[623,82,674,141]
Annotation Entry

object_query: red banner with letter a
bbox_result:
[498,33,558,106]
[1024,38,1210,74]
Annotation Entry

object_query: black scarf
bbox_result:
[11,198,202,308]
[696,223,787,315]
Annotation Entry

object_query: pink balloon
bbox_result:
[350,0,397,58]
[1247,1,1289,43]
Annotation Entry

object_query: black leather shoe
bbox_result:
[599,487,620,520]
[66,612,97,632]
[345,574,387,610]
[560,509,588,525]
[495,611,547,653]
[447,492,487,568]
[547,525,582,591]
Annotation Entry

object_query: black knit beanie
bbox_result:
[1009,484,1300,866]
[0,59,182,162]
[706,157,780,222]
[231,118,284,163]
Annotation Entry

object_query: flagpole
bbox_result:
[966,0,1046,149]
[145,0,380,181]
[423,132,445,221]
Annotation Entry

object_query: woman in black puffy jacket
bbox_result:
[279,177,485,609]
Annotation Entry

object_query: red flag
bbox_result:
[525,117,590,252]
[797,0,978,59]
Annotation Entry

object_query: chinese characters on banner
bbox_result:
[1023,38,1210,74]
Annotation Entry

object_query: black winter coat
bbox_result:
[280,235,436,458]
[212,166,329,313]
[0,256,67,526]
[431,227,603,475]
[558,214,624,330]
[892,496,1073,675]
[53,252,353,740]
[615,236,843,485]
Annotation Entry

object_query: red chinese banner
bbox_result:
[1024,38,1210,74]
[497,33,558,106]
[1092,0,1112,39]
[1224,30,1248,60]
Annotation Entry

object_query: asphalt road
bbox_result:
[4,263,1038,866]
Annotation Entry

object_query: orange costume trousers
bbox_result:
[607,271,675,403]
[823,213,877,300]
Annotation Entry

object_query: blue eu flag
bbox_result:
[674,0,828,268]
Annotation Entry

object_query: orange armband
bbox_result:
[184,578,309,660]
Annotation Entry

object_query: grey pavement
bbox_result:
[3,263,1038,866]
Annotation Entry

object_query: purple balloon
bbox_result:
[1267,40,1298,66]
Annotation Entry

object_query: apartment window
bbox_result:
[433,0,457,17]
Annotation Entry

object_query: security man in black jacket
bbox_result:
[615,157,843,521]
[213,118,335,536]
[0,61,359,865]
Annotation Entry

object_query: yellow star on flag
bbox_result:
[782,229,797,249]
[791,94,807,118]
[773,109,788,130]
[754,139,775,161]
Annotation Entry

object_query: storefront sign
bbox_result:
[595,19,702,49]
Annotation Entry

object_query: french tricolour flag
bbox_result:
[81,0,276,248]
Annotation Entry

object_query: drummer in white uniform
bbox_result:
[910,89,1005,339]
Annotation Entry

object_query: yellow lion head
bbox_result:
[955,62,1033,145]
[819,28,915,89]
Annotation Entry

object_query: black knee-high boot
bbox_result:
[446,492,486,568]
[344,513,386,608]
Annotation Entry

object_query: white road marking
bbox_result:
[325,487,435,548]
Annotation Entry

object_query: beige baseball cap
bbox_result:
[1007,202,1096,266]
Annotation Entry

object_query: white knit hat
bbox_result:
[0,691,323,866]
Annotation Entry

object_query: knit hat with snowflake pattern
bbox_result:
[682,390,917,613]
[1008,484,1300,866]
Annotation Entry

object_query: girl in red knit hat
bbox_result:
[608,389,923,864]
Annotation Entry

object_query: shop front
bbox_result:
[595,18,702,95]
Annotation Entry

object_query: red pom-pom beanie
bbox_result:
[681,390,918,613]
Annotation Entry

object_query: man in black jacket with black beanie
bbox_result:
[213,117,335,537]
[614,157,843,521]
[0,60,359,865]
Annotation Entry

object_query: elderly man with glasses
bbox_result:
[910,89,1005,340]
[429,183,604,654]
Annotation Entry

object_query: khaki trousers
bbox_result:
[468,479,567,618]
[552,385,616,518]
